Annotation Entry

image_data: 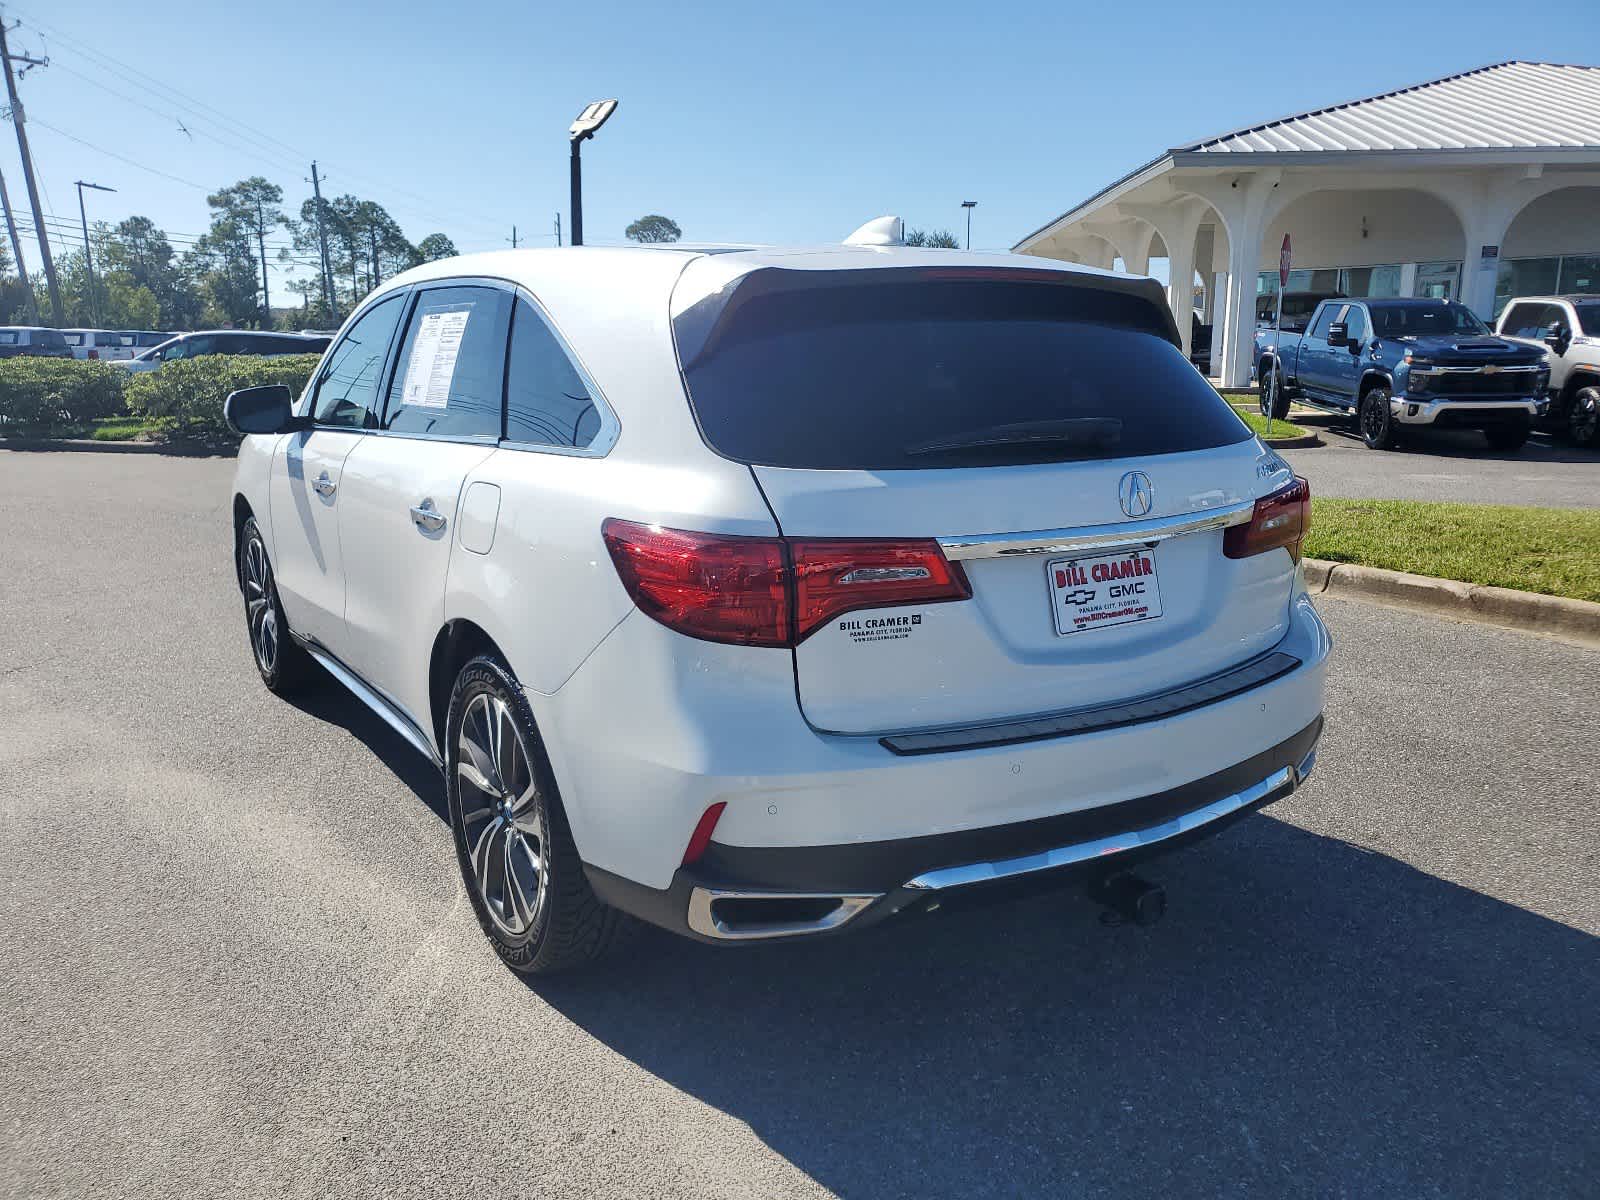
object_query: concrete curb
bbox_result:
[0,437,231,457]
[1262,432,1322,449]
[1304,557,1600,647]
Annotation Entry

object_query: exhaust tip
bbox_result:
[687,888,878,940]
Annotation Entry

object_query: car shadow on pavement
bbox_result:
[283,677,447,823]
[535,814,1597,1199]
[1297,412,1593,462]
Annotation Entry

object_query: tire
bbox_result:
[1484,417,1531,451]
[238,517,313,693]
[1566,386,1600,448]
[1358,386,1398,450]
[445,654,632,975]
[1258,360,1289,421]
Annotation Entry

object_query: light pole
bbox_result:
[75,180,116,327]
[568,99,618,247]
[961,200,977,250]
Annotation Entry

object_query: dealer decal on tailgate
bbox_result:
[1046,548,1163,636]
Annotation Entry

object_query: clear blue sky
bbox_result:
[7,0,1598,300]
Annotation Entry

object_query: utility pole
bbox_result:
[0,20,61,325]
[0,161,35,322]
[308,161,333,318]
[367,224,379,290]
[254,195,271,327]
[554,212,561,247]
[74,180,115,328]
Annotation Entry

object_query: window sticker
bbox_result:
[401,307,471,409]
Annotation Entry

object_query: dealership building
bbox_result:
[1013,61,1600,387]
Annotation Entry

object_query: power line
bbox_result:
[30,119,210,189]
[17,9,516,241]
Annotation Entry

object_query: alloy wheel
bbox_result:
[1361,395,1384,443]
[456,692,547,938]
[243,536,278,673]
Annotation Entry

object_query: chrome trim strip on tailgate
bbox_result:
[903,764,1299,892]
[880,650,1301,756]
[937,499,1255,561]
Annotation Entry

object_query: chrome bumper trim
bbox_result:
[686,889,880,941]
[902,763,1302,893]
[1391,396,1541,424]
[938,499,1254,562]
[880,651,1301,756]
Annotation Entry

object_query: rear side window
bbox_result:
[313,294,406,428]
[383,285,511,439]
[0,331,16,345]
[1576,304,1600,337]
[504,297,601,449]
[675,271,1247,470]
[64,333,87,347]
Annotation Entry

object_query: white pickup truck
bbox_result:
[1495,295,1600,448]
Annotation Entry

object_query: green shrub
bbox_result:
[0,358,128,435]
[124,354,322,442]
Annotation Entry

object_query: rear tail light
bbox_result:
[601,519,970,647]
[1224,477,1311,562]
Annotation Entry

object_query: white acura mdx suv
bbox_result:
[226,241,1329,973]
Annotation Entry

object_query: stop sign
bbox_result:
[1279,234,1292,287]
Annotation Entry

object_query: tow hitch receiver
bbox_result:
[1088,871,1167,927]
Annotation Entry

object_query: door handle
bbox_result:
[410,499,447,533]
[313,471,336,498]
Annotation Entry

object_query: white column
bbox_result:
[1398,262,1418,298]
[1216,213,1263,389]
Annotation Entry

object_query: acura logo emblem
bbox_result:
[1118,471,1154,518]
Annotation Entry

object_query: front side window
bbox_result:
[1342,306,1368,343]
[1500,303,1541,339]
[382,285,510,439]
[0,331,17,345]
[505,297,601,449]
[162,340,190,361]
[64,333,87,347]
[313,294,405,428]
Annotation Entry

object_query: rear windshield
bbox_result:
[676,270,1249,470]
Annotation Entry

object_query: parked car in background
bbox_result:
[1495,295,1600,448]
[1254,298,1548,450]
[225,243,1327,973]
[127,330,179,351]
[63,329,136,361]
[1257,290,1344,334]
[0,327,73,358]
[119,330,331,373]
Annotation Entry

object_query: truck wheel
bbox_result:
[1257,362,1289,420]
[1358,387,1398,450]
[445,654,634,975]
[1567,386,1600,448]
[1485,417,1531,451]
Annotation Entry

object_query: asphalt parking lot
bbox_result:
[1280,411,1598,508]
[2,450,1596,1200]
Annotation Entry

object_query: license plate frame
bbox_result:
[1046,547,1164,637]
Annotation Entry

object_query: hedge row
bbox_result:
[125,355,322,441]
[0,359,126,434]
[0,354,322,442]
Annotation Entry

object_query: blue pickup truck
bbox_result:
[1253,297,1549,451]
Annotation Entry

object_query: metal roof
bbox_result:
[1181,61,1600,155]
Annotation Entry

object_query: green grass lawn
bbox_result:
[89,416,160,441]
[1229,402,1309,440]
[1306,500,1600,603]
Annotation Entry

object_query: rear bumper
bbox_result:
[587,717,1322,942]
[1391,394,1545,426]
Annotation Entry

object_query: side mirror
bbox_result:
[1326,322,1349,346]
[224,384,302,436]
[1543,325,1569,354]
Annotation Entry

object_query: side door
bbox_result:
[1324,302,1367,401]
[267,291,408,652]
[335,281,511,730]
[1296,303,1343,400]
